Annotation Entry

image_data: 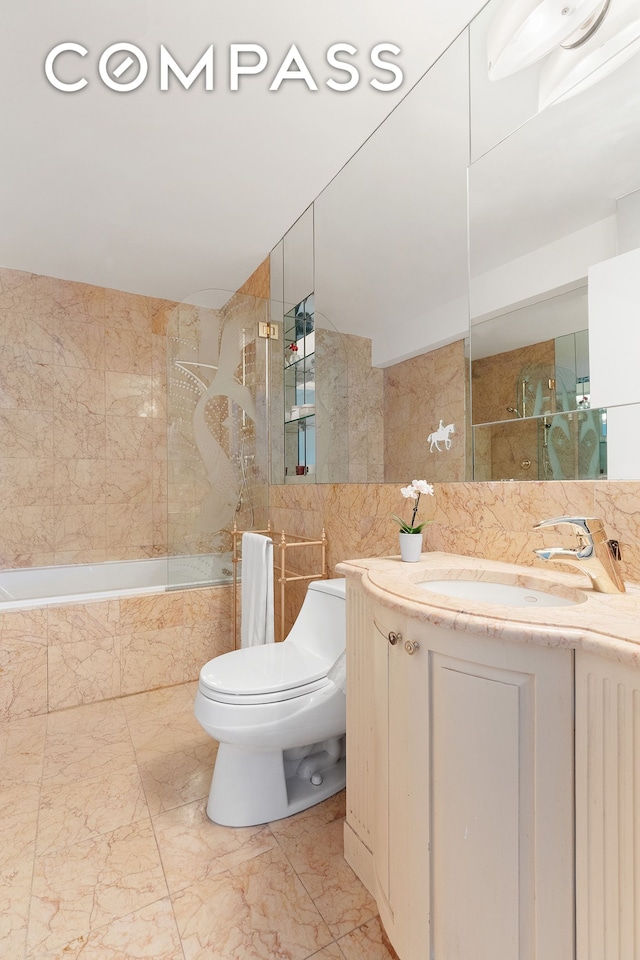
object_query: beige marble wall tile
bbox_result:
[0,351,54,410]
[104,459,154,505]
[182,584,234,624]
[106,503,154,555]
[34,275,105,326]
[183,620,233,679]
[53,319,105,370]
[120,627,187,695]
[104,289,154,333]
[0,637,48,720]
[0,505,55,566]
[105,372,155,417]
[54,459,106,506]
[47,635,121,711]
[0,712,47,786]
[0,458,54,505]
[53,411,106,460]
[120,592,184,633]
[53,504,107,555]
[54,365,106,415]
[105,328,153,375]
[106,415,155,460]
[0,409,54,458]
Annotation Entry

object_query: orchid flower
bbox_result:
[391,480,435,534]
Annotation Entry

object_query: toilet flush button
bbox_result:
[311,774,323,786]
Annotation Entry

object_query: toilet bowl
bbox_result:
[194,577,347,827]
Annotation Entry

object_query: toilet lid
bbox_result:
[199,642,331,700]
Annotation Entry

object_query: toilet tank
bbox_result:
[285,578,346,664]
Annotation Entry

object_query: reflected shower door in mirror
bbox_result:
[468,0,640,480]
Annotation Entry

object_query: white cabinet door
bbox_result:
[575,650,640,960]
[372,603,574,960]
[427,630,574,960]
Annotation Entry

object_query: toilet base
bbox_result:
[206,740,346,827]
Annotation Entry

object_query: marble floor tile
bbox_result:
[337,917,400,960]
[42,700,136,786]
[137,747,216,817]
[0,713,46,786]
[28,819,168,956]
[37,764,148,854]
[172,846,333,960]
[28,898,184,960]
[270,793,377,939]
[153,798,278,894]
[2,681,381,960]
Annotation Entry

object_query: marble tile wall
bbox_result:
[0,267,171,567]
[471,338,555,425]
[384,340,467,483]
[0,584,233,722]
[270,479,640,625]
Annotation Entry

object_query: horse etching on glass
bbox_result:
[427,420,455,452]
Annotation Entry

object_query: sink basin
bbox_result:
[417,578,583,608]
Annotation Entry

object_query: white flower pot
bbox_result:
[399,532,423,562]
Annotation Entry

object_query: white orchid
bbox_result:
[392,479,435,534]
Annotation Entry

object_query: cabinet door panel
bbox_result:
[575,651,640,960]
[431,655,532,960]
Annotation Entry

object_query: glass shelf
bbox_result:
[283,294,315,482]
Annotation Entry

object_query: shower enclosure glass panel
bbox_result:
[166,291,269,590]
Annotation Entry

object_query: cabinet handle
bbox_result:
[388,631,402,646]
[404,640,420,655]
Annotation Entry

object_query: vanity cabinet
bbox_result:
[344,574,574,960]
[575,651,640,959]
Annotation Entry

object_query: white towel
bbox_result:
[241,533,274,647]
[327,651,347,695]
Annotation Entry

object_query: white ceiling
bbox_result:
[0,0,486,304]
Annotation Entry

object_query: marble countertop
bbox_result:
[336,551,640,667]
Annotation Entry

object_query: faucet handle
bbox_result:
[533,516,604,542]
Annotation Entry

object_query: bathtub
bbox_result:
[0,554,236,720]
[0,554,232,612]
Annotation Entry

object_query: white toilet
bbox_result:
[194,577,347,827]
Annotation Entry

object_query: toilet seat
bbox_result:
[198,642,333,705]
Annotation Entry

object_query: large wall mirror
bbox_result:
[270,31,472,485]
[269,0,640,485]
[468,0,640,481]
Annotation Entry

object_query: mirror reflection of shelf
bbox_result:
[283,293,316,482]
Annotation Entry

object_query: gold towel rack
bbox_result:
[231,522,327,647]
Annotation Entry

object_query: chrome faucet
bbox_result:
[533,516,625,594]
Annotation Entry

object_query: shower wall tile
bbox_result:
[0,268,169,566]
[53,366,106,415]
[0,410,54,459]
[53,504,107,555]
[0,506,55,566]
[106,503,154,556]
[104,460,155,505]
[53,411,106,460]
[54,459,106,506]
[105,328,154,375]
[106,415,156,461]
[0,352,54,410]
[52,319,105,370]
[0,459,54,506]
